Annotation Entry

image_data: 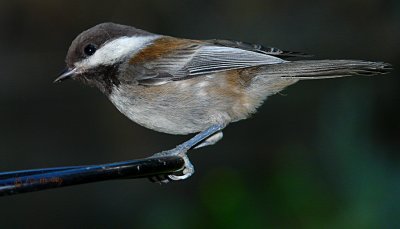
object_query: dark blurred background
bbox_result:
[0,0,399,228]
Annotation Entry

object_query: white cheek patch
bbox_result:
[76,35,159,69]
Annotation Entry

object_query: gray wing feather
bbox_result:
[207,39,312,58]
[184,46,285,76]
[133,44,286,85]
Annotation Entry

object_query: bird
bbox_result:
[55,22,391,180]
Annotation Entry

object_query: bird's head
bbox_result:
[55,22,155,93]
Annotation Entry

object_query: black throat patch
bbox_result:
[80,64,121,95]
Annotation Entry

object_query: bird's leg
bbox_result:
[194,131,223,149]
[150,124,224,181]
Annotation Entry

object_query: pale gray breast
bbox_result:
[108,77,239,135]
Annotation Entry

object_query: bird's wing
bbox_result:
[206,39,312,59]
[180,45,287,76]
[128,37,288,86]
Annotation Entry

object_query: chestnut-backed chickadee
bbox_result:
[55,22,391,180]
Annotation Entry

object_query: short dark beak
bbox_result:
[54,67,77,83]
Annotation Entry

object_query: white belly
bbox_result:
[108,85,230,135]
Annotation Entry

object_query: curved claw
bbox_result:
[148,174,171,184]
[168,155,194,180]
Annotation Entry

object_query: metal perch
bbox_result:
[0,125,223,196]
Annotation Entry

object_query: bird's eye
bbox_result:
[84,44,97,56]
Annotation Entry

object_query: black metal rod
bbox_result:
[0,124,223,197]
[0,165,86,179]
[0,156,184,196]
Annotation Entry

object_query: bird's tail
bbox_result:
[264,60,392,79]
